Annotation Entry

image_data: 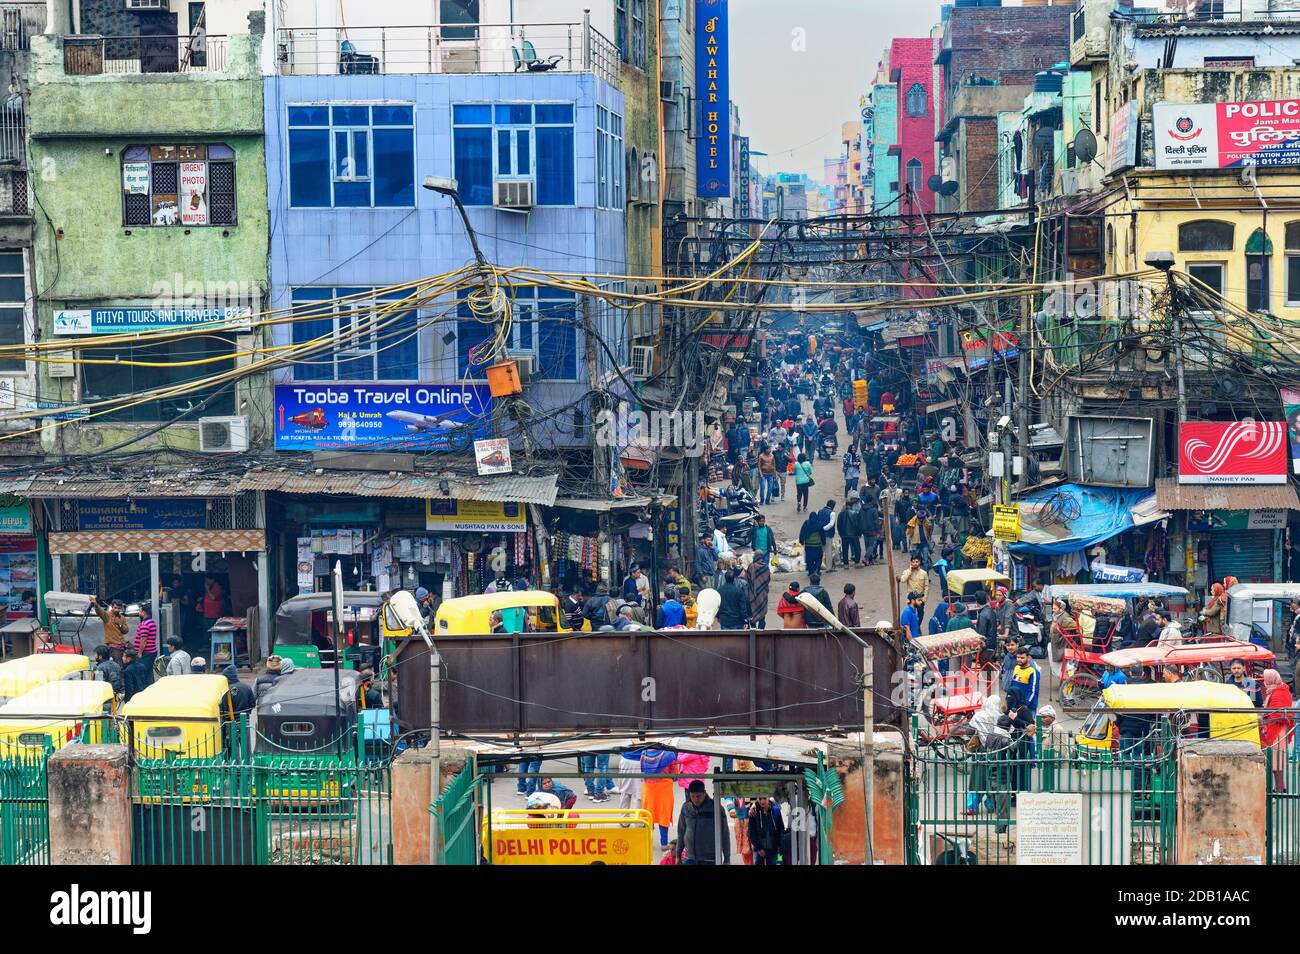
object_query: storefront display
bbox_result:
[0,535,37,617]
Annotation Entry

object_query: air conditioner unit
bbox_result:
[630,345,654,379]
[198,415,250,453]
[660,79,678,101]
[494,178,534,210]
[513,355,536,384]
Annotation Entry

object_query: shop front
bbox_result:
[0,502,38,621]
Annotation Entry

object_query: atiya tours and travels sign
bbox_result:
[1154,100,1300,170]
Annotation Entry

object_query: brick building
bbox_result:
[887,37,941,215]
[934,2,1071,213]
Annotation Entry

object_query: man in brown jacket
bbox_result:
[92,597,129,664]
[897,557,929,612]
[837,583,861,628]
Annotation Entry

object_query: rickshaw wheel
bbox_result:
[1192,665,1223,683]
[1062,672,1101,705]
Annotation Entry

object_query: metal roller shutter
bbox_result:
[1210,530,1276,584]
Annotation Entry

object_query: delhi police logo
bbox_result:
[1175,116,1195,134]
[612,838,630,855]
[1169,114,1203,142]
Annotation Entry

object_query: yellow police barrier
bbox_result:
[482,808,654,865]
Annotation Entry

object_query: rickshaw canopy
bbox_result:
[1101,639,1275,670]
[911,629,984,660]
[274,592,385,646]
[1043,583,1189,601]
[0,678,114,717]
[257,669,362,717]
[1100,681,1260,747]
[434,591,569,636]
[0,654,91,701]
[946,569,1011,598]
[121,674,232,720]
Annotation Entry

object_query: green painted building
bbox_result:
[27,26,268,456]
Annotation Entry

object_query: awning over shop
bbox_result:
[1009,483,1168,556]
[48,529,265,555]
[552,494,678,512]
[0,470,559,507]
[1153,477,1300,512]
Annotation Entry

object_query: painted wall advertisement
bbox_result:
[695,0,731,198]
[1283,387,1300,474]
[1154,100,1300,170]
[425,499,526,534]
[274,383,492,452]
[53,306,251,335]
[76,499,207,532]
[1177,421,1288,485]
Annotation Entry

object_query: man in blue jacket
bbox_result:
[1008,645,1041,714]
[694,533,716,586]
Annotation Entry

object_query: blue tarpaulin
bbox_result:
[1008,483,1159,556]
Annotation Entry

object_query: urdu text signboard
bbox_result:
[274,383,492,452]
[76,499,206,532]
[695,0,731,198]
[1177,421,1288,485]
[1154,100,1300,170]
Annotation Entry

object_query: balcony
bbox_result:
[275,22,619,87]
[63,34,229,75]
[1070,0,1113,67]
[0,2,44,51]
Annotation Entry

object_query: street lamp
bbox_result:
[423,175,489,270]
[1144,250,1187,423]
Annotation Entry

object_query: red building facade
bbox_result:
[888,37,942,216]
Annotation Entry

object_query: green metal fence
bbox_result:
[131,756,392,865]
[906,722,1177,865]
[432,760,480,865]
[1266,747,1300,864]
[0,744,50,865]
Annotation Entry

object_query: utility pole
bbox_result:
[1017,176,1035,491]
[583,295,609,494]
[881,486,899,625]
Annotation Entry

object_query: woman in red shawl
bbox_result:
[1260,669,1295,792]
[1199,582,1227,636]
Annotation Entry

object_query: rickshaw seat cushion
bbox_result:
[933,692,983,715]
[1062,647,1107,666]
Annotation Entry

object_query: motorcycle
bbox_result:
[1013,607,1048,659]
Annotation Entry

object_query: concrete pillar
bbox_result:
[47,744,131,865]
[830,733,905,864]
[391,744,472,865]
[1176,739,1266,866]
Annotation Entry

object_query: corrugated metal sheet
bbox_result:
[1154,478,1300,512]
[0,470,559,506]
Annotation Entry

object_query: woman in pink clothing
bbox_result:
[675,752,711,789]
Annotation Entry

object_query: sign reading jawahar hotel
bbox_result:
[695,0,731,198]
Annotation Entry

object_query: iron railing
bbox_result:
[1266,746,1300,863]
[62,34,229,76]
[275,22,620,86]
[0,743,49,864]
[0,2,44,51]
[906,718,1178,865]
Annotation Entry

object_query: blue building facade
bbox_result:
[870,84,899,212]
[263,70,627,450]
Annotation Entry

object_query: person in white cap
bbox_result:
[1031,704,1070,757]
[190,657,208,674]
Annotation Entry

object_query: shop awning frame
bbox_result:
[1153,478,1300,512]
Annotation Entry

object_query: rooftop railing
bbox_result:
[62,34,228,75]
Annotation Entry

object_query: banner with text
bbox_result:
[274,383,492,451]
[695,0,731,198]
[54,306,251,336]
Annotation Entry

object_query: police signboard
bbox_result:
[993,504,1021,542]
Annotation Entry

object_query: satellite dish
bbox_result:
[940,180,959,197]
[927,174,944,192]
[1074,128,1098,164]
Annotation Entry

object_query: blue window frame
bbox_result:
[457,288,577,381]
[290,287,420,381]
[288,104,415,208]
[451,103,576,206]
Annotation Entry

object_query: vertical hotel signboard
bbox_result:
[696,0,731,198]
[738,136,751,216]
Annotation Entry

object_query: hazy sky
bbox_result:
[731,0,946,182]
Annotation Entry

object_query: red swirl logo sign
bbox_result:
[1178,421,1287,485]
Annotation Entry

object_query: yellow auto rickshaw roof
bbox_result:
[436,591,560,617]
[0,678,114,716]
[1102,681,1254,711]
[947,569,1011,585]
[0,655,91,695]
[121,674,231,719]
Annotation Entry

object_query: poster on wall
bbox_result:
[425,499,526,534]
[1107,100,1139,174]
[1177,421,1288,485]
[473,438,513,476]
[1154,100,1300,170]
[179,161,208,225]
[1283,387,1300,474]
[273,383,492,451]
[122,162,150,195]
[0,535,37,617]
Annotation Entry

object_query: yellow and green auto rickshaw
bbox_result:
[0,678,117,752]
[0,654,92,706]
[431,591,570,637]
[1076,681,1260,756]
[121,674,233,760]
[946,569,1011,603]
